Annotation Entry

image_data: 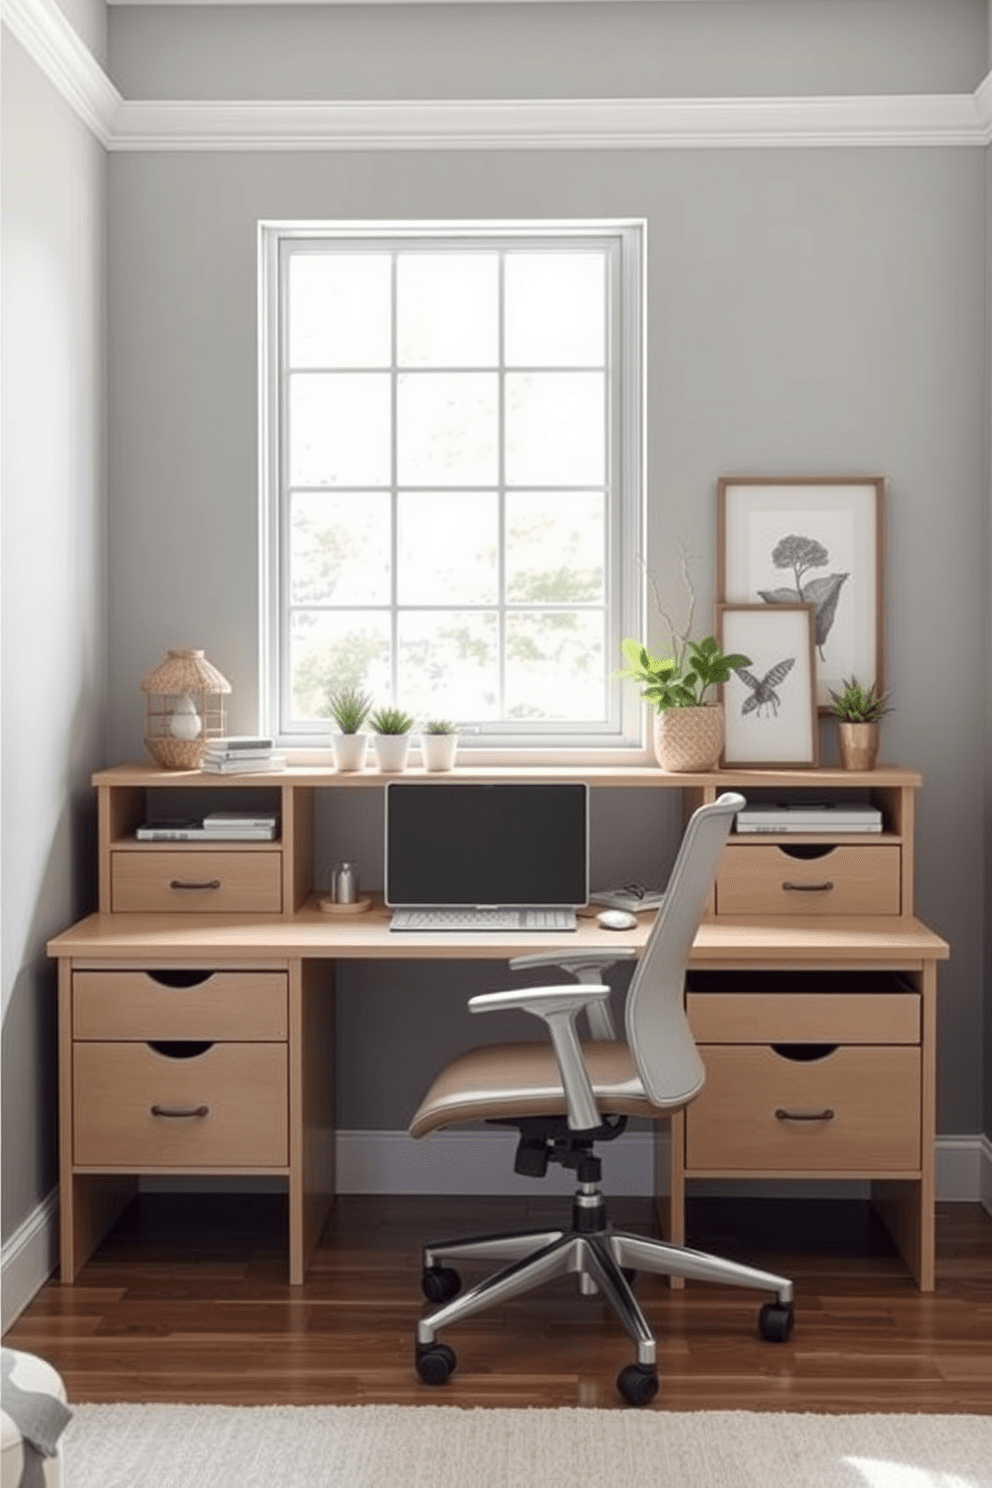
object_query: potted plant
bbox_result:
[327,686,373,772]
[421,719,459,772]
[618,555,750,772]
[828,677,891,771]
[369,705,416,773]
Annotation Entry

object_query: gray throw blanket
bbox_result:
[1,1350,72,1488]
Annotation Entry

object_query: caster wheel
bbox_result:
[617,1363,658,1407]
[759,1301,794,1343]
[416,1342,457,1385]
[421,1265,462,1304]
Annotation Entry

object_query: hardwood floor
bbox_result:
[5,1193,991,1412]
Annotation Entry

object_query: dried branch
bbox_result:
[639,545,699,671]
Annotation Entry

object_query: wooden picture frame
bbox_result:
[717,603,819,768]
[717,476,885,709]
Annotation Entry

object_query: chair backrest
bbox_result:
[624,792,745,1108]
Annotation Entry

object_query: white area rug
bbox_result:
[64,1404,992,1488]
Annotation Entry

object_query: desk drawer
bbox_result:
[685,1045,920,1173]
[715,844,901,916]
[73,1041,288,1168]
[687,992,920,1045]
[73,970,288,1042]
[111,850,282,914]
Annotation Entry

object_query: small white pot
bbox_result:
[421,732,458,771]
[331,733,368,772]
[373,733,411,773]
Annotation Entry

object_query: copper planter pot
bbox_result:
[837,721,879,771]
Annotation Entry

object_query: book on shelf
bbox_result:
[206,735,275,753]
[202,811,278,829]
[735,804,882,834]
[201,753,287,774]
[136,815,277,842]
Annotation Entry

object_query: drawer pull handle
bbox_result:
[150,1104,210,1119]
[782,880,834,893]
[169,879,222,892]
[775,1107,835,1122]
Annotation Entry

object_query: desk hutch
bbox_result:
[47,762,949,1292]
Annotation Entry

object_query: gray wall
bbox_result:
[1,32,108,1273]
[2,0,989,1211]
[108,140,988,1136]
[107,0,989,99]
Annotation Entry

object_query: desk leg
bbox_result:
[873,960,937,1292]
[288,958,336,1286]
[655,1112,686,1290]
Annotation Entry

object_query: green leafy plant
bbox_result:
[828,677,892,723]
[327,686,373,735]
[423,719,457,735]
[619,635,751,711]
[369,705,415,735]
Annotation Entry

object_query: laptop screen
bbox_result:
[385,782,589,910]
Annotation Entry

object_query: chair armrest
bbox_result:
[469,983,609,1132]
[507,949,637,1039]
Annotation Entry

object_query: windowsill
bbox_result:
[280,744,656,770]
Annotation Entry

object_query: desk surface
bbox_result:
[48,901,950,966]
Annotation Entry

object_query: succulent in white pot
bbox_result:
[327,686,373,772]
[369,705,415,773]
[420,719,459,772]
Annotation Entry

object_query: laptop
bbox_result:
[385,781,588,931]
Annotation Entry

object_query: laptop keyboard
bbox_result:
[389,907,577,932]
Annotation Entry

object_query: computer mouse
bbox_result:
[596,908,638,932]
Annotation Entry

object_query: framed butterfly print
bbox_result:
[716,604,819,767]
[717,476,885,709]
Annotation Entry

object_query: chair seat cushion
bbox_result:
[409,1039,659,1138]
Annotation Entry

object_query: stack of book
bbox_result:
[136,811,279,842]
[201,737,286,774]
[735,803,883,834]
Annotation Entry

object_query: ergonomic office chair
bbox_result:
[408,792,794,1406]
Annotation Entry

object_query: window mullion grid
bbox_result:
[497,250,507,721]
[279,243,295,737]
[390,250,400,707]
[603,243,615,728]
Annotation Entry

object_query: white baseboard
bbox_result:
[335,1129,992,1203]
[5,1134,990,1324]
[1,1189,58,1330]
[980,1134,992,1218]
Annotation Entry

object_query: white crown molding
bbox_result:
[3,0,991,152]
[975,69,992,145]
[106,0,759,5]
[111,91,988,152]
[1,0,121,143]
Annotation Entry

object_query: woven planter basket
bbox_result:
[653,705,724,773]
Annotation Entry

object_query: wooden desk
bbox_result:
[48,902,949,1291]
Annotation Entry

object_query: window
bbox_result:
[260,221,644,751]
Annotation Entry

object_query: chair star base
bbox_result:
[415,1180,794,1404]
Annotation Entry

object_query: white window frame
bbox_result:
[258,219,646,758]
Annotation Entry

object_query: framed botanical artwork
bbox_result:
[717,476,884,709]
[717,603,819,768]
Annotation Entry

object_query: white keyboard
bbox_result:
[389,907,577,932]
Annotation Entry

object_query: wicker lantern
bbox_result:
[140,648,232,769]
